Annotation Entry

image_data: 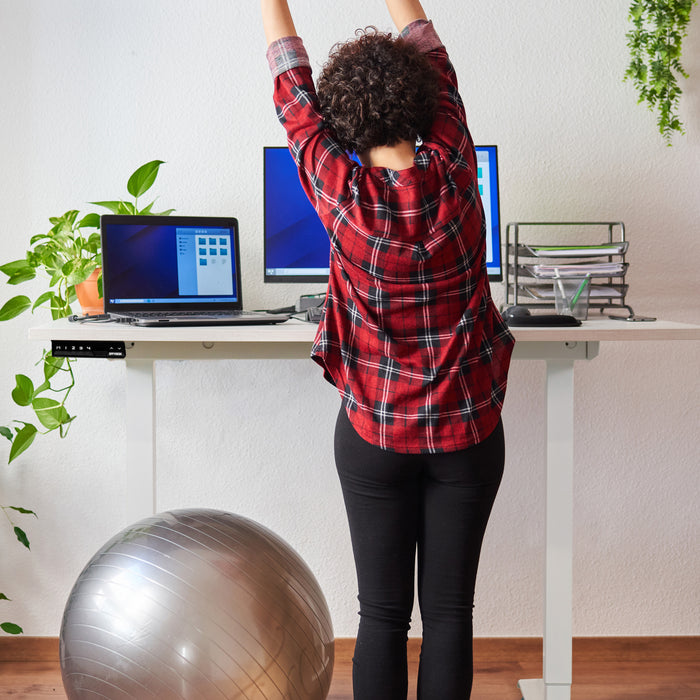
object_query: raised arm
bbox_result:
[260,0,298,45]
[384,0,428,32]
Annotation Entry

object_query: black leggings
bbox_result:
[334,408,505,700]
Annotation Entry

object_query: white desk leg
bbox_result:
[544,359,574,699]
[520,358,574,700]
[124,358,156,523]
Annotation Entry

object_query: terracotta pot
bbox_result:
[75,268,103,315]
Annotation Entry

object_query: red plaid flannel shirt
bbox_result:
[267,20,514,453]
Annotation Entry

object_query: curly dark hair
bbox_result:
[316,28,440,155]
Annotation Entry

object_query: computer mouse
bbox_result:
[503,305,531,323]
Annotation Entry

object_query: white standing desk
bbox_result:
[29,317,700,700]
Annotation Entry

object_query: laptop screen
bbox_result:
[101,215,242,313]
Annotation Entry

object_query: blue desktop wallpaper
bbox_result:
[264,147,331,277]
[102,222,239,303]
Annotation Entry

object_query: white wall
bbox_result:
[1,0,698,639]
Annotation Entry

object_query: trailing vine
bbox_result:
[1,505,36,635]
[624,0,697,144]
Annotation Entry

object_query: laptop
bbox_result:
[101,215,289,326]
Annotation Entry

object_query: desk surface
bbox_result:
[29,317,700,344]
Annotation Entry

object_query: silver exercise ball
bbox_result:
[59,508,334,699]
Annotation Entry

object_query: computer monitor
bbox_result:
[263,144,502,283]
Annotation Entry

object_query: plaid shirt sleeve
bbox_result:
[267,22,514,454]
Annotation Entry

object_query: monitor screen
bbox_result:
[263,145,502,283]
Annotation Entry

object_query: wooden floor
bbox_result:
[1,637,698,699]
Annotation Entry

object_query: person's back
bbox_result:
[266,17,513,452]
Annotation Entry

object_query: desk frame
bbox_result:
[29,319,700,700]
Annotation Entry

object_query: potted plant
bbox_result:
[0,159,174,636]
[0,159,173,463]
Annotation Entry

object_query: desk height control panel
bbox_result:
[52,340,126,359]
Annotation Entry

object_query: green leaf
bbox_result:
[61,210,80,228]
[0,260,33,277]
[8,424,37,463]
[50,307,62,321]
[0,622,23,635]
[8,506,37,517]
[31,397,71,430]
[85,232,101,253]
[0,295,32,321]
[7,270,37,285]
[127,160,165,199]
[50,297,72,320]
[629,1,644,20]
[0,593,10,601]
[33,379,50,396]
[91,200,128,214]
[13,526,30,549]
[44,354,65,380]
[48,270,62,287]
[0,260,36,285]
[0,426,13,442]
[32,291,56,313]
[11,375,35,407]
[60,259,75,278]
[78,213,100,229]
[29,232,50,245]
[135,200,175,216]
[66,260,98,287]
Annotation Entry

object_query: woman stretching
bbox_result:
[261,1,514,697]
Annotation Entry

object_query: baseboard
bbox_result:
[571,636,700,662]
[2,635,697,664]
[0,635,59,662]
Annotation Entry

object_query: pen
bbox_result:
[569,274,591,311]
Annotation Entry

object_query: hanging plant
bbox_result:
[624,0,697,144]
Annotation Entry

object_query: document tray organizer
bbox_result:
[504,221,634,318]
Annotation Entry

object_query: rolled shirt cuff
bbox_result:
[399,19,443,53]
[266,36,311,78]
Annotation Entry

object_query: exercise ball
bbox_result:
[59,508,334,699]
